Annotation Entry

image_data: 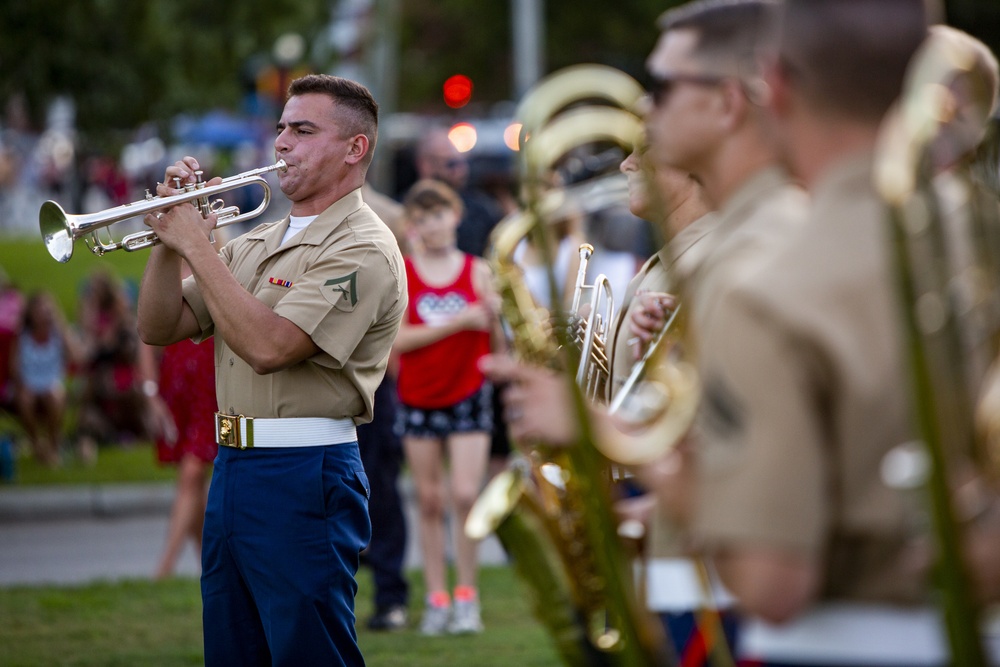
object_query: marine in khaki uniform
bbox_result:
[182,189,403,424]
[138,74,405,667]
[608,146,716,401]
[630,2,806,662]
[609,142,722,658]
[687,2,1000,665]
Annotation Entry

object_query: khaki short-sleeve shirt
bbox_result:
[686,167,808,336]
[607,213,718,399]
[182,187,406,424]
[693,154,925,603]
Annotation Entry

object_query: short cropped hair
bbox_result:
[288,74,379,167]
[402,179,465,219]
[779,0,927,122]
[657,0,780,78]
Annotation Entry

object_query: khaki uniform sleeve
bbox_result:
[693,289,829,556]
[181,244,233,341]
[272,243,401,366]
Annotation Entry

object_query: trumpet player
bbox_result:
[137,74,406,667]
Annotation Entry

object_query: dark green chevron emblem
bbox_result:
[324,271,358,307]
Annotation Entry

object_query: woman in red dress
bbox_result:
[153,335,217,579]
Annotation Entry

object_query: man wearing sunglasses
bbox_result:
[619,1,810,663]
[640,0,805,332]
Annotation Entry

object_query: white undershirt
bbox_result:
[281,215,317,245]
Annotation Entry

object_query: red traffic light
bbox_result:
[443,74,473,108]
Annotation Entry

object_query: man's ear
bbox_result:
[762,58,791,119]
[345,134,370,165]
[744,77,772,108]
[720,78,750,130]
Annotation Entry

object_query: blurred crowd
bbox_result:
[0,268,160,468]
[0,93,282,242]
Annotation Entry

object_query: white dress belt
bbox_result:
[643,558,736,613]
[215,413,357,449]
[739,602,1000,665]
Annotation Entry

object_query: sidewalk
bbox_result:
[0,475,427,523]
[0,474,508,586]
[0,481,175,522]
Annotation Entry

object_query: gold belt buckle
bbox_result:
[216,413,253,449]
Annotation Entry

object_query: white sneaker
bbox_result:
[448,599,483,634]
[419,604,451,636]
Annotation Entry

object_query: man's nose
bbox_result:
[274,129,291,153]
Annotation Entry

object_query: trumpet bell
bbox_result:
[40,200,74,263]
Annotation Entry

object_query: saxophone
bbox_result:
[466,65,674,667]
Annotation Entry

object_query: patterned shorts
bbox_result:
[396,383,494,439]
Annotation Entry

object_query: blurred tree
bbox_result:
[2,0,998,144]
[398,0,673,115]
[0,0,331,142]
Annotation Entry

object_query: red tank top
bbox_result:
[397,254,491,408]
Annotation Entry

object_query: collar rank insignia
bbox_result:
[268,277,293,288]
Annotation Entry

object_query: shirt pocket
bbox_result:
[255,283,291,308]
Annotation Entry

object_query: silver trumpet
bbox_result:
[39,159,287,263]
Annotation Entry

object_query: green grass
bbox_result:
[0,566,561,667]
[7,442,177,486]
[1,236,148,323]
[0,237,182,489]
[0,406,175,487]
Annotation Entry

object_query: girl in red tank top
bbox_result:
[392,180,502,635]
[397,254,491,407]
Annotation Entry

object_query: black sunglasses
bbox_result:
[647,72,727,107]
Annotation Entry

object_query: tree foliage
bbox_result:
[398,0,674,115]
[1,0,998,145]
[0,0,331,142]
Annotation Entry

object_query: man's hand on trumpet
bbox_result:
[144,156,223,259]
[629,291,676,360]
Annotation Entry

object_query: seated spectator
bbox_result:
[0,271,24,411]
[0,273,24,478]
[75,270,155,462]
[11,290,81,467]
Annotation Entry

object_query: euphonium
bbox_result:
[601,302,700,467]
[466,65,674,666]
[39,160,286,262]
[873,27,1000,666]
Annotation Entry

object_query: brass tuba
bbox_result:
[466,65,674,666]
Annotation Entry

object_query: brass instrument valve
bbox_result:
[193,170,212,217]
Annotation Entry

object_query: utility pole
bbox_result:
[512,0,545,99]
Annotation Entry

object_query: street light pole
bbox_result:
[512,0,545,99]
